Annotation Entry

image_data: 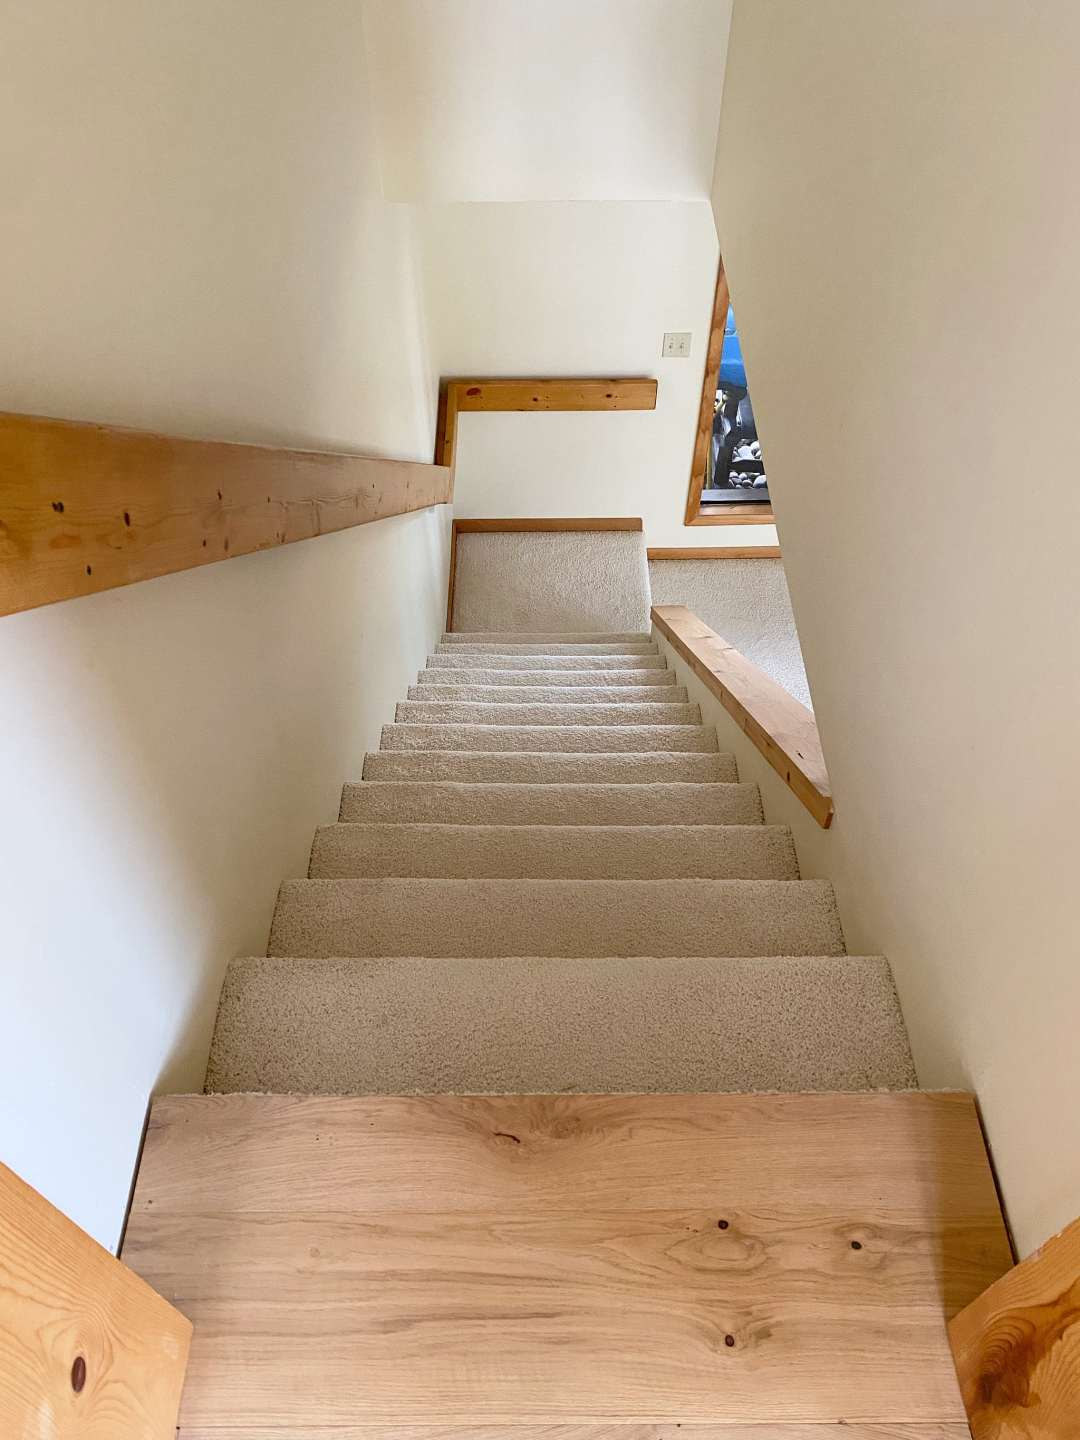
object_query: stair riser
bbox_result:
[380,724,718,753]
[310,824,798,880]
[427,653,668,671]
[340,781,761,825]
[435,643,658,656]
[208,955,916,1095]
[406,685,689,704]
[416,668,678,687]
[441,632,652,645]
[395,702,702,726]
[269,878,844,959]
[360,752,740,783]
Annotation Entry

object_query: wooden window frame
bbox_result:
[685,260,774,528]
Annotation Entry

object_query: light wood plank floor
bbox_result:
[122,1092,1011,1437]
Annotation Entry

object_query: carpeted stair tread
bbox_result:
[406,684,689,703]
[340,779,761,824]
[434,642,658,656]
[380,723,718,753]
[415,668,681,688]
[360,751,740,784]
[268,877,844,959]
[207,954,915,1095]
[394,700,702,726]
[426,652,668,671]
[310,823,797,880]
[441,631,652,645]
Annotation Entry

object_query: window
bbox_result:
[685,262,773,526]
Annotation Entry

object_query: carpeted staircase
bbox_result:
[207,629,915,1098]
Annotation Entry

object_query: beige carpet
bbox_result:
[450,532,651,632]
[208,954,916,1094]
[206,629,915,1094]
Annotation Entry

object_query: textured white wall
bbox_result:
[418,201,777,549]
[0,0,446,1248]
[363,0,732,202]
[714,0,1080,1257]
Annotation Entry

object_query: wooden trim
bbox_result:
[455,516,643,534]
[949,1213,1079,1439]
[685,261,730,525]
[648,546,782,560]
[0,1159,191,1439]
[651,604,833,828]
[0,412,452,617]
[446,516,644,629]
[689,504,776,525]
[685,264,775,528]
[445,517,460,632]
[435,377,657,470]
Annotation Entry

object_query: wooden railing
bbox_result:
[651,604,833,827]
[2,378,657,618]
[949,1211,1078,1438]
[435,377,657,469]
[0,412,452,617]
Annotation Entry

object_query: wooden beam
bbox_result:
[949,1213,1080,1439]
[0,1160,191,1439]
[435,377,657,469]
[0,411,452,617]
[651,603,834,828]
[690,503,776,525]
[685,261,730,525]
[648,545,782,560]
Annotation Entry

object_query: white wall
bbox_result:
[418,201,777,548]
[714,0,1080,1257]
[363,0,731,202]
[0,0,446,1248]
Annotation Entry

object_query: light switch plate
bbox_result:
[662,331,692,358]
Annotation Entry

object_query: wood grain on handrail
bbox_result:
[0,412,452,617]
[949,1213,1077,1439]
[651,604,833,828]
[435,377,657,469]
[0,1160,191,1439]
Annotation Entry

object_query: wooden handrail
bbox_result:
[651,604,833,828]
[949,1212,1076,1437]
[435,377,657,470]
[0,412,452,617]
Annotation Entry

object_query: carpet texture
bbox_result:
[206,625,915,1098]
[339,780,762,825]
[450,532,651,632]
[426,652,667,670]
[359,751,741,783]
[394,700,702,726]
[309,823,798,880]
[268,877,845,958]
[207,955,916,1094]
[379,723,719,753]
[406,684,690,703]
[418,665,676,684]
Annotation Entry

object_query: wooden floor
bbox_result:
[122,1092,1011,1438]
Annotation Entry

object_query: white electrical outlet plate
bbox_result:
[662,331,692,358]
